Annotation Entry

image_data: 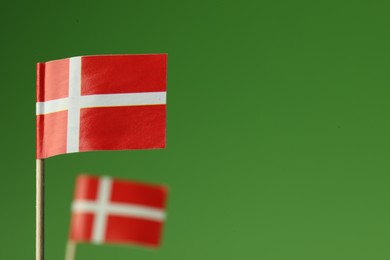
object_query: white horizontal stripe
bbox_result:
[36,98,68,115]
[72,200,166,221]
[82,92,166,108]
[36,91,166,115]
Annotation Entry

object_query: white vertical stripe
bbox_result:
[92,177,112,244]
[66,57,82,153]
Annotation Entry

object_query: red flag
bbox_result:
[36,54,167,159]
[69,175,168,248]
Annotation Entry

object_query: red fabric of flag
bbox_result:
[69,175,168,248]
[36,54,167,159]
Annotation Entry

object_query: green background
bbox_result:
[1,0,390,259]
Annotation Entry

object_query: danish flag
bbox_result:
[69,175,168,247]
[36,54,167,159]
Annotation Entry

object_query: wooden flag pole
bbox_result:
[36,159,44,260]
[65,240,77,260]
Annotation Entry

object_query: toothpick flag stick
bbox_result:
[36,159,44,260]
[65,241,76,260]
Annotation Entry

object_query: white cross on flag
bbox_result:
[70,175,168,247]
[36,54,167,159]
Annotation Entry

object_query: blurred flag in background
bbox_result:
[69,174,168,248]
